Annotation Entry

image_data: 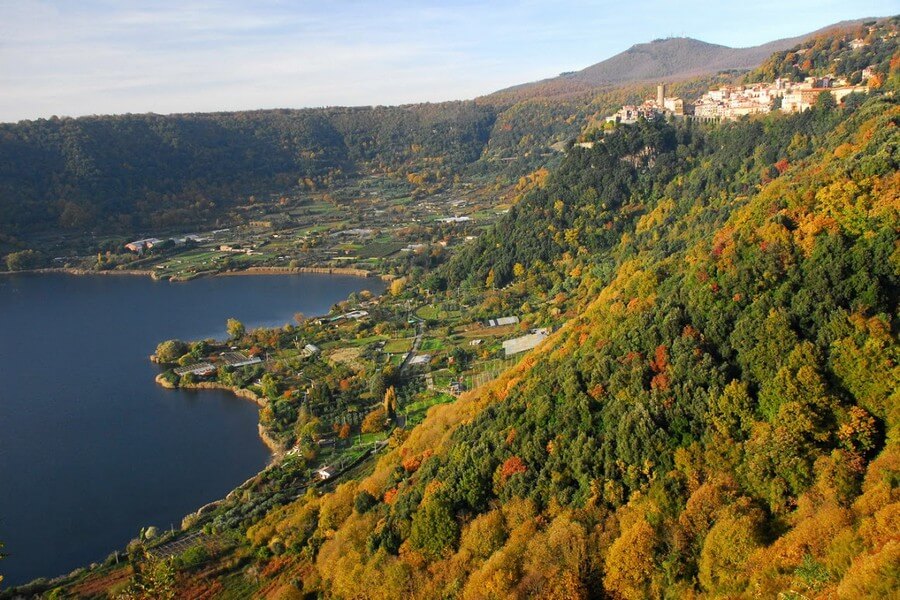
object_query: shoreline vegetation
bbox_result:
[0,265,383,281]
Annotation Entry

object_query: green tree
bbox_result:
[118,550,176,599]
[450,347,473,374]
[354,490,378,514]
[369,371,388,399]
[5,249,42,271]
[409,496,459,558]
[260,373,279,398]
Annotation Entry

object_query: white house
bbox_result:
[316,466,337,481]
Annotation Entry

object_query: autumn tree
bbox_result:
[460,509,507,559]
[390,277,407,296]
[155,339,187,363]
[383,386,398,418]
[698,515,761,594]
[226,318,245,340]
[361,407,387,434]
[484,268,497,289]
[604,518,658,600]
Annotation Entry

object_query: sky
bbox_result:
[0,0,894,122]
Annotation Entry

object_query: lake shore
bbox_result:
[1,264,390,281]
[0,266,155,277]
[217,265,383,279]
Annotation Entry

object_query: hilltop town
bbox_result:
[603,23,899,124]
[606,75,871,124]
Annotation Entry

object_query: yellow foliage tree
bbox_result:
[460,509,507,560]
[485,268,496,289]
[698,515,761,594]
[603,518,657,600]
[390,277,407,296]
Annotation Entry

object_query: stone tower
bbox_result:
[657,83,666,106]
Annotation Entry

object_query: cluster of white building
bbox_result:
[605,75,871,125]
[694,76,868,120]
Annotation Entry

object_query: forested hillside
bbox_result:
[0,76,740,246]
[40,45,896,598]
[220,93,896,599]
[750,18,899,83]
[0,102,495,234]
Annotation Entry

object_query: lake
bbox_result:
[0,272,384,587]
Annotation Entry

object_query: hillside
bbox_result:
[0,102,496,236]
[258,96,898,600]
[488,18,878,101]
[0,18,881,254]
[16,21,899,598]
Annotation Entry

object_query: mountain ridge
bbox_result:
[488,18,881,100]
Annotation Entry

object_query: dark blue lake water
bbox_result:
[0,272,384,587]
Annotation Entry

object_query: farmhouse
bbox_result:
[316,466,337,481]
[332,310,369,322]
[408,354,432,367]
[124,238,162,253]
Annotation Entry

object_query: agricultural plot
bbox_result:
[357,241,404,259]
[383,337,414,354]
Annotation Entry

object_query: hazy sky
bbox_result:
[0,0,893,122]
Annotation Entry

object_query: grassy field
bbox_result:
[403,392,455,426]
[420,338,447,352]
[384,338,414,353]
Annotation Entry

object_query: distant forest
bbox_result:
[0,77,717,239]
[0,102,498,234]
